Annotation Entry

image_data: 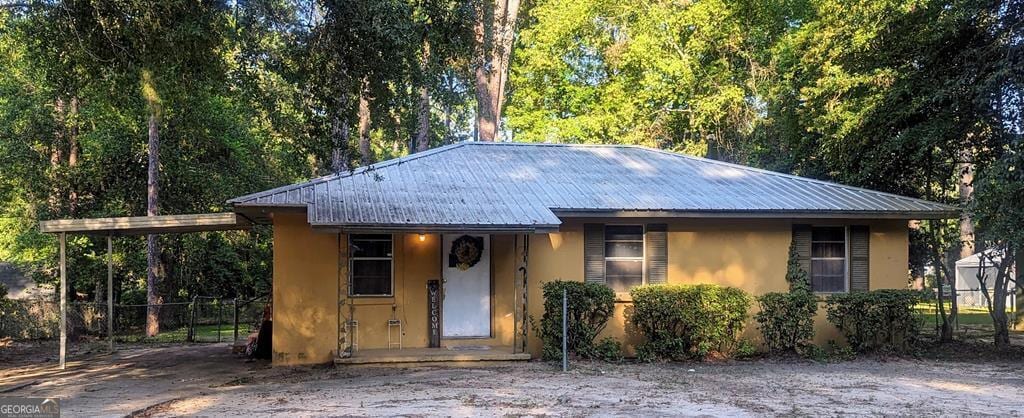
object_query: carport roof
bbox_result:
[229,141,959,231]
[38,213,251,236]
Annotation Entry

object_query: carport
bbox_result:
[38,213,251,369]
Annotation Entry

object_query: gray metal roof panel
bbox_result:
[229,142,959,228]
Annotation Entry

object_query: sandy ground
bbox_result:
[1,343,1022,417]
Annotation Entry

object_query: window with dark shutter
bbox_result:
[849,225,870,291]
[810,226,847,293]
[645,224,667,285]
[605,225,644,291]
[584,224,605,284]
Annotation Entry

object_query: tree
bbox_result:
[972,145,1023,347]
[473,0,521,142]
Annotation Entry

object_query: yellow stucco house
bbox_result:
[228,141,957,366]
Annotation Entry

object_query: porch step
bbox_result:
[334,347,531,365]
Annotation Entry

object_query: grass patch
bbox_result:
[115,324,254,344]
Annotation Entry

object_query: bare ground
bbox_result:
[1,342,1022,417]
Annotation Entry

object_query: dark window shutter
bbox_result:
[584,223,605,284]
[792,224,812,277]
[645,224,668,285]
[850,225,870,292]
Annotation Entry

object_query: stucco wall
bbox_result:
[338,233,517,351]
[525,218,910,354]
[271,212,340,365]
[272,224,520,365]
[271,214,909,363]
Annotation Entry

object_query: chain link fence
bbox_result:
[916,287,1020,336]
[0,296,268,345]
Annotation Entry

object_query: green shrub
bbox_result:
[0,285,58,340]
[825,289,923,353]
[734,339,759,359]
[533,280,616,361]
[755,292,817,353]
[593,336,623,362]
[630,284,751,361]
[755,242,818,354]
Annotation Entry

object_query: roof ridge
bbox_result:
[637,146,958,210]
[229,141,470,204]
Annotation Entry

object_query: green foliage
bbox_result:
[734,339,759,359]
[629,284,751,361]
[0,288,58,340]
[534,280,616,361]
[593,336,623,362]
[755,242,817,354]
[825,289,923,353]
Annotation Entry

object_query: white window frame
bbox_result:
[604,224,646,291]
[349,234,395,297]
[810,225,850,294]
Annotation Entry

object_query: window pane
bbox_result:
[811,259,845,292]
[352,235,392,258]
[606,225,643,241]
[606,241,643,258]
[812,227,845,242]
[607,259,642,291]
[352,259,392,295]
[812,242,846,258]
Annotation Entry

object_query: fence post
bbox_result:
[562,287,568,372]
[217,300,223,343]
[233,298,239,342]
[188,296,197,342]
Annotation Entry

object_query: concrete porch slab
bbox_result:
[334,347,531,365]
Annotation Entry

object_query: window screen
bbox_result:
[811,226,847,292]
[605,225,644,291]
[350,234,393,296]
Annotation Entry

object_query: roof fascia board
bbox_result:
[551,209,959,220]
[312,223,561,234]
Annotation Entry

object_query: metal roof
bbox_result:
[229,142,959,231]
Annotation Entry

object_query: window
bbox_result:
[605,225,644,291]
[350,234,393,296]
[811,226,847,293]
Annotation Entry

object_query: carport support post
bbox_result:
[107,234,114,353]
[59,232,67,370]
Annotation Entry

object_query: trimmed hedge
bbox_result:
[755,291,817,353]
[630,284,751,361]
[755,242,818,354]
[825,289,923,353]
[533,280,617,361]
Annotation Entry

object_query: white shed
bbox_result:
[955,250,1016,308]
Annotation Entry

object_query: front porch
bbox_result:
[334,346,531,365]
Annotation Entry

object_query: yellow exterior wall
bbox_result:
[271,213,909,363]
[272,222,521,365]
[525,218,910,355]
[271,212,339,365]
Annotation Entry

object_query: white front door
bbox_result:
[442,234,491,338]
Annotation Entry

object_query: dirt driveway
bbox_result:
[1,343,1022,417]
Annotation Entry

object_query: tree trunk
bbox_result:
[414,36,432,153]
[146,110,162,337]
[358,77,372,165]
[67,96,79,216]
[931,245,954,342]
[958,158,975,262]
[473,0,521,142]
[50,97,65,214]
[330,99,350,173]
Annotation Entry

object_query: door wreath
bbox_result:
[449,235,484,271]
